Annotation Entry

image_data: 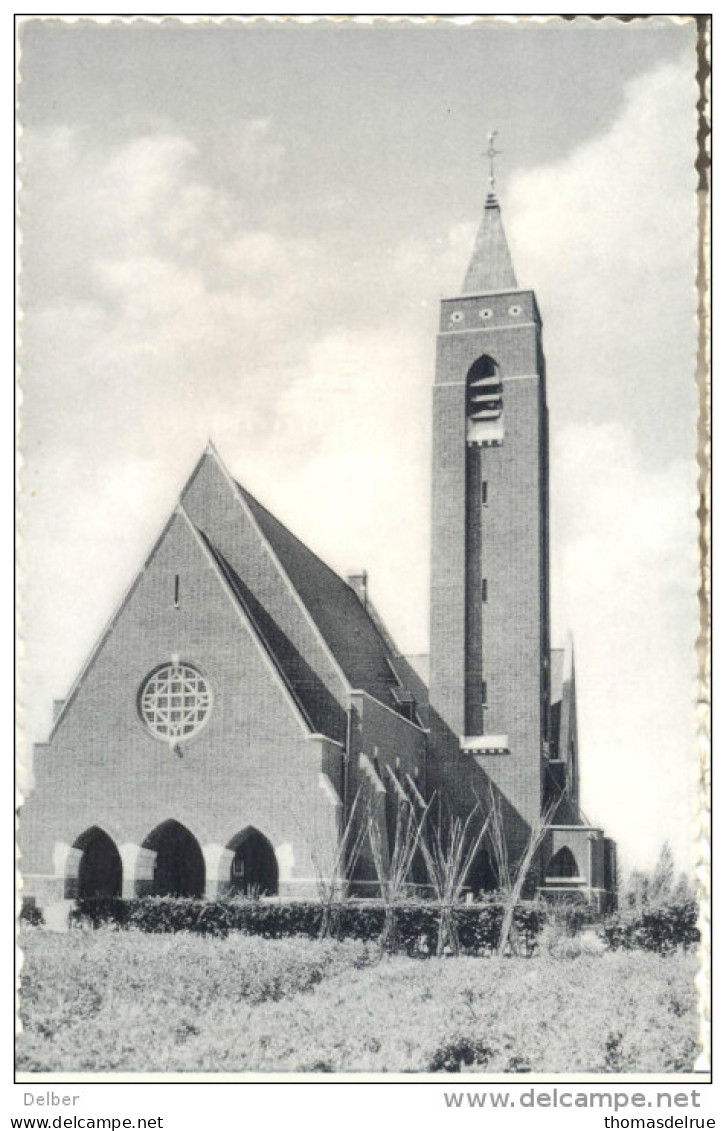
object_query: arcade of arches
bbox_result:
[64,821,279,900]
[63,823,584,900]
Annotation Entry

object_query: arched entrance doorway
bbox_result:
[546,846,579,879]
[227,828,278,896]
[144,820,205,897]
[67,826,122,899]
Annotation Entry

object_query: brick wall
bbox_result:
[20,511,340,901]
[346,690,427,879]
[475,374,546,825]
[182,451,349,742]
[429,379,467,734]
[543,826,607,890]
[428,289,549,829]
[348,691,427,795]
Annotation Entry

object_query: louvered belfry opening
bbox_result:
[466,355,502,423]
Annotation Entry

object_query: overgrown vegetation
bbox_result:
[602,902,700,954]
[17,926,699,1073]
[18,831,702,1073]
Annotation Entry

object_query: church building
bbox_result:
[21,178,617,914]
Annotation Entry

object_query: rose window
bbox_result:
[139,663,212,740]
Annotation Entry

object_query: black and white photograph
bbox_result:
[16,14,708,1081]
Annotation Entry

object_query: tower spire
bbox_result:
[462,131,518,294]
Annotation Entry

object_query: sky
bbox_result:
[17,15,702,878]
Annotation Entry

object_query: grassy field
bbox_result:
[17,926,699,1074]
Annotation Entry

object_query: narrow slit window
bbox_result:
[482,680,488,707]
[482,481,488,506]
[174,574,180,609]
[481,579,488,603]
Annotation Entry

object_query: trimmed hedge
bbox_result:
[67,896,700,956]
[69,897,546,955]
[20,902,44,927]
[602,902,700,954]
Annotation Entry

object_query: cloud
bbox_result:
[466,55,700,873]
[19,118,437,748]
[265,327,431,649]
[549,421,699,871]
[504,55,698,469]
[19,52,700,876]
[392,53,700,873]
[23,127,311,457]
[541,59,699,874]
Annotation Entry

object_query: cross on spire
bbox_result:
[483,130,501,190]
[463,129,517,292]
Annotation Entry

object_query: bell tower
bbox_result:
[428,167,550,826]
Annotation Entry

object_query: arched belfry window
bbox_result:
[466,356,501,418]
[466,356,503,447]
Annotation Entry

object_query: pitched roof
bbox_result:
[49,507,318,744]
[462,191,518,294]
[54,440,424,747]
[235,482,414,715]
[200,531,346,740]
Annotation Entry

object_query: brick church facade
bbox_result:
[21,185,617,914]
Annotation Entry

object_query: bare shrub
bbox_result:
[487,789,559,956]
[367,797,428,951]
[305,790,368,940]
[419,802,491,957]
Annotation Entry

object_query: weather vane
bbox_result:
[483,130,501,190]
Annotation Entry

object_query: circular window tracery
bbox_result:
[139,663,212,740]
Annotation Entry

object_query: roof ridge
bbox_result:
[236,483,418,715]
[195,528,316,733]
[183,449,418,719]
[230,480,352,694]
[180,446,354,697]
